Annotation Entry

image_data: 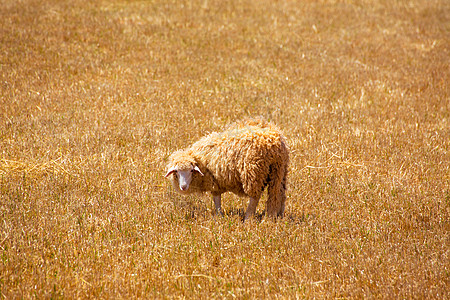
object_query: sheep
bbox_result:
[165,117,289,221]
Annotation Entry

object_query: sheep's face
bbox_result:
[165,164,204,194]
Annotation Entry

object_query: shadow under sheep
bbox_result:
[171,195,308,224]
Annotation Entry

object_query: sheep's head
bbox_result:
[165,151,204,194]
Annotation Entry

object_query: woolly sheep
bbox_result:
[165,118,289,221]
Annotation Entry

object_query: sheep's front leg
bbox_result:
[212,194,223,216]
[244,197,260,221]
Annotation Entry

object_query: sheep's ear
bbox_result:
[165,167,177,178]
[193,165,204,176]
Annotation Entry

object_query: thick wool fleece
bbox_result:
[166,118,289,217]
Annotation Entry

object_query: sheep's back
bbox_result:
[191,122,287,195]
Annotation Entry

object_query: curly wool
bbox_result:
[166,117,289,217]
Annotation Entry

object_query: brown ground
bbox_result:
[1,0,449,298]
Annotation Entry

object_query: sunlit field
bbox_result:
[1,0,449,298]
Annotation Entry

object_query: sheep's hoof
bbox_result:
[213,209,224,217]
[242,214,254,223]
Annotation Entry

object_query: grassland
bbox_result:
[1,0,449,298]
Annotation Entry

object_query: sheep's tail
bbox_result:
[279,167,287,216]
[266,160,288,218]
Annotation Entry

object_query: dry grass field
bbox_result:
[1,0,449,298]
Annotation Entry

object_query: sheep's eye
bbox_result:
[191,169,194,173]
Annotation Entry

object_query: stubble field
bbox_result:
[1,0,449,298]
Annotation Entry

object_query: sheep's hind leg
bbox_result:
[244,197,260,221]
[278,166,288,217]
[213,194,223,216]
